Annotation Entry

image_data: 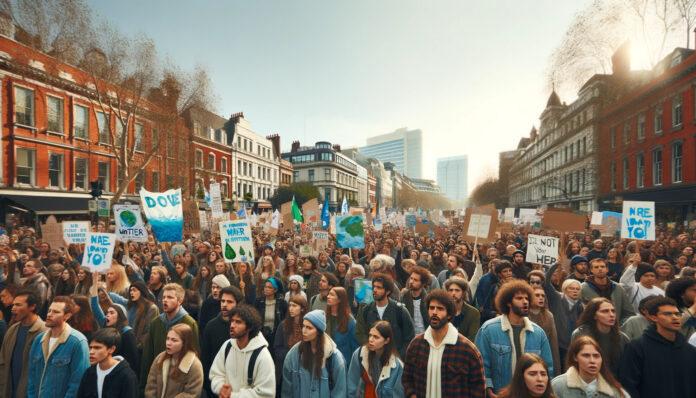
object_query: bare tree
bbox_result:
[674,0,696,48]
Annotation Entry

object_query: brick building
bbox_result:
[599,47,696,220]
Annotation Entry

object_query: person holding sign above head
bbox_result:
[620,259,665,312]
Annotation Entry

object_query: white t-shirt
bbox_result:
[376,303,388,319]
[48,337,59,353]
[96,359,120,398]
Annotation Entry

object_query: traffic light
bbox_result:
[90,180,103,198]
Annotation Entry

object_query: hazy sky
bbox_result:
[92,0,593,191]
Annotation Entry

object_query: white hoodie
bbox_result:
[209,333,276,398]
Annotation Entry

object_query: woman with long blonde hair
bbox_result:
[106,264,130,298]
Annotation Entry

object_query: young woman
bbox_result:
[255,277,288,350]
[106,264,130,298]
[325,286,359,363]
[335,259,348,287]
[214,260,237,287]
[55,267,77,296]
[551,335,628,398]
[236,261,256,304]
[193,264,213,299]
[144,324,204,398]
[301,256,323,300]
[274,295,308,394]
[528,286,561,374]
[497,353,556,398]
[281,310,347,397]
[654,259,675,290]
[69,294,99,340]
[183,250,198,276]
[255,255,283,297]
[74,266,93,295]
[126,281,159,350]
[285,274,307,302]
[605,248,624,282]
[282,254,300,286]
[347,320,404,398]
[570,298,629,377]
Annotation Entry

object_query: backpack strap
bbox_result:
[247,346,265,386]
[224,341,232,361]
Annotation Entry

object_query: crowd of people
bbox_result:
[1,215,696,397]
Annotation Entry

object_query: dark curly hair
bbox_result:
[665,277,696,308]
[495,280,533,315]
[229,304,262,339]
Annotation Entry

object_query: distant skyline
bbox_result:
[91,1,595,192]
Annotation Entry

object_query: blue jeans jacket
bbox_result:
[347,346,404,398]
[27,325,89,398]
[474,315,554,393]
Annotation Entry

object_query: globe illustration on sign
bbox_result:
[120,210,137,228]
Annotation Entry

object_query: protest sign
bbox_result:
[415,222,429,236]
[518,208,539,225]
[199,210,210,232]
[41,215,64,248]
[621,201,655,241]
[542,210,586,233]
[504,208,515,223]
[219,220,254,263]
[63,221,89,244]
[299,245,313,256]
[209,183,224,220]
[182,201,201,234]
[406,214,416,227]
[463,207,498,243]
[526,234,559,267]
[140,188,183,242]
[114,204,147,242]
[354,278,373,304]
[336,215,365,248]
[374,218,383,231]
[312,230,329,256]
[302,198,320,224]
[81,233,116,272]
[590,211,603,226]
[466,214,491,238]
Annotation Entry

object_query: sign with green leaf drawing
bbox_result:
[219,220,255,263]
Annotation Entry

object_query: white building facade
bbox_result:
[230,113,280,202]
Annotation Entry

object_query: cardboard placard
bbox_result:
[182,201,201,234]
[415,222,429,235]
[541,210,587,233]
[41,215,65,248]
[462,207,498,243]
[312,231,329,256]
[302,199,320,223]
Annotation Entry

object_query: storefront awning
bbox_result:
[1,193,91,215]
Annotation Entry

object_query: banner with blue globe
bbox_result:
[114,204,148,243]
[140,188,184,242]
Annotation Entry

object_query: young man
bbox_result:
[355,273,415,359]
[403,289,486,398]
[444,277,480,342]
[475,280,554,397]
[581,258,635,324]
[620,261,665,312]
[402,266,430,335]
[21,258,50,307]
[621,295,658,340]
[198,273,230,332]
[309,272,339,311]
[76,328,137,398]
[566,255,589,283]
[620,297,696,398]
[665,276,696,338]
[209,304,275,398]
[0,289,47,398]
[139,283,199,392]
[586,239,605,261]
[201,285,243,398]
[438,254,466,286]
[27,296,90,398]
[510,250,532,280]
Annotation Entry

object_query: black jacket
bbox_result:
[115,328,139,378]
[619,324,696,398]
[197,295,220,333]
[201,313,231,397]
[76,358,138,398]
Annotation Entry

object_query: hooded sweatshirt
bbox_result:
[76,356,138,398]
[209,334,276,398]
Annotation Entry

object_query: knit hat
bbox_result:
[202,241,212,248]
[263,244,274,251]
[212,274,230,288]
[129,281,150,301]
[570,255,588,268]
[635,263,656,282]
[304,310,326,333]
[288,274,303,287]
[513,249,525,258]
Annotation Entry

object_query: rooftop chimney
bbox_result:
[230,112,244,122]
[266,134,281,158]
[291,140,300,153]
[332,144,341,151]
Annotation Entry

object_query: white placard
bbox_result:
[63,221,90,244]
[504,208,515,223]
[590,211,603,226]
[114,204,147,242]
[526,234,559,267]
[81,232,116,272]
[219,220,255,262]
[621,201,655,241]
[209,183,224,220]
[467,214,491,238]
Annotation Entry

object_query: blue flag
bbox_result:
[321,195,330,229]
[341,196,348,215]
[237,207,247,219]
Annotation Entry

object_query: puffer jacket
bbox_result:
[347,346,404,398]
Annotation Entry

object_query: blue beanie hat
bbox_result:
[570,255,588,268]
[304,310,326,333]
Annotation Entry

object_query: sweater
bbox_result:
[581,278,636,325]
[76,358,138,398]
[0,317,47,398]
[208,334,275,397]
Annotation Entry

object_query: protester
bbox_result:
[444,277,480,342]
[544,263,584,368]
[620,260,665,312]
[254,277,288,350]
[401,265,430,335]
[284,274,306,302]
[566,255,589,283]
[76,328,138,398]
[620,295,658,340]
[664,276,696,338]
[309,272,339,311]
[273,295,308,395]
[198,273,229,332]
[528,286,561,374]
[496,353,556,398]
[126,281,159,350]
[347,320,404,398]
[581,258,635,325]
[143,324,203,398]
[324,286,359,364]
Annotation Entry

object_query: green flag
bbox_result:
[291,196,303,222]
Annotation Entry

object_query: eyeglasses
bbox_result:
[529,280,542,285]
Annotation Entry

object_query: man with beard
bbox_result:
[475,280,553,397]
[403,290,486,398]
[401,266,430,335]
[511,250,532,280]
[566,255,589,283]
[201,286,243,398]
[581,259,635,325]
[444,277,480,342]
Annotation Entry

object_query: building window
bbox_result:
[151,171,159,191]
[637,114,646,141]
[135,123,145,151]
[293,171,299,181]
[98,161,110,192]
[672,95,683,127]
[672,141,683,183]
[48,153,63,188]
[97,112,109,143]
[115,121,124,145]
[243,162,247,176]
[166,136,173,158]
[610,127,616,150]
[257,166,261,178]
[16,148,35,185]
[47,96,63,133]
[75,158,88,190]
[622,122,630,146]
[134,173,144,193]
[221,157,228,173]
[221,182,228,198]
[208,153,215,170]
[636,153,645,188]
[655,104,663,134]
[622,158,630,190]
[166,175,175,189]
[195,150,203,168]
[14,86,34,126]
[652,148,663,186]
[74,105,89,139]
[308,169,314,181]
[325,168,331,180]
[215,129,222,142]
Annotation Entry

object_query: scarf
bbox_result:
[586,275,612,299]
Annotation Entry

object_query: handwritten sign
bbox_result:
[621,201,655,241]
[526,234,559,266]
[182,201,201,234]
[219,220,254,263]
[63,221,90,244]
[312,231,329,256]
[114,204,147,242]
[81,233,116,272]
[466,214,491,238]
[209,183,224,220]
[140,188,183,242]
[41,215,64,248]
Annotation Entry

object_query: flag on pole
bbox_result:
[321,195,330,229]
[237,207,247,219]
[291,196,303,222]
[341,196,348,215]
[204,188,211,207]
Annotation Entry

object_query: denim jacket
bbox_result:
[27,324,90,398]
[347,346,404,398]
[281,336,347,398]
[474,315,554,393]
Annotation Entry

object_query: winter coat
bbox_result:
[0,317,47,398]
[125,301,158,350]
[355,298,415,359]
[281,336,347,398]
[144,351,203,398]
[474,315,554,393]
[551,366,628,398]
[619,324,696,398]
[89,296,140,376]
[197,295,219,333]
[27,325,90,398]
[254,295,288,352]
[452,302,481,342]
[528,309,561,375]
[76,357,138,398]
[327,315,360,367]
[544,263,584,350]
[346,346,404,398]
[208,334,275,398]
[200,314,230,397]
[581,279,636,324]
